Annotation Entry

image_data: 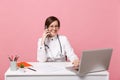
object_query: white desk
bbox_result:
[5,62,109,80]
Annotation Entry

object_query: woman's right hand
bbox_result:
[41,29,50,45]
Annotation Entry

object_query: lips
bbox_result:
[51,30,57,33]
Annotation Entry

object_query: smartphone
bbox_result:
[47,30,51,37]
[45,26,47,29]
[45,26,51,37]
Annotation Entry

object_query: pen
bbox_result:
[8,57,12,61]
[14,55,19,61]
[8,55,19,61]
[14,56,16,61]
[28,68,36,71]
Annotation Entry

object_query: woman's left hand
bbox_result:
[72,59,80,70]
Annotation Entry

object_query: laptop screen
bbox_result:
[78,48,113,75]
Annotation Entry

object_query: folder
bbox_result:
[17,62,32,67]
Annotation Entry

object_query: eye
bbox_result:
[50,25,53,28]
[55,25,59,27]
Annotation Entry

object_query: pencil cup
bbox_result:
[10,61,17,71]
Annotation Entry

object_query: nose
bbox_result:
[52,26,57,30]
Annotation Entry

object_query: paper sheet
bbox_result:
[35,64,65,72]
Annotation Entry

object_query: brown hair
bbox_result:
[45,16,60,29]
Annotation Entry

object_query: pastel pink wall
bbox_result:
[0,0,119,80]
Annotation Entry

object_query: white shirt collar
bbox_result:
[49,35,58,41]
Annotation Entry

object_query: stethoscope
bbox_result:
[44,35,62,55]
[44,34,66,61]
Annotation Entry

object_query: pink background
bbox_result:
[0,0,119,80]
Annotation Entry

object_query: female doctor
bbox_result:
[37,16,79,69]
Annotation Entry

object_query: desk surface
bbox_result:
[5,62,108,76]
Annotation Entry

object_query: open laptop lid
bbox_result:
[78,48,113,76]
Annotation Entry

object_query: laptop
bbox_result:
[67,48,113,76]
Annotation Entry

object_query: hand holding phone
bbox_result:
[41,29,51,45]
[44,29,51,37]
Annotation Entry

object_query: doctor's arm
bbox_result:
[37,29,50,62]
[37,38,47,62]
[64,37,79,68]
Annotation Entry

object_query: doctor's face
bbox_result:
[48,20,60,37]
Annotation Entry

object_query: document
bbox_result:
[35,63,66,72]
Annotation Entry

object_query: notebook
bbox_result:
[17,62,32,68]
